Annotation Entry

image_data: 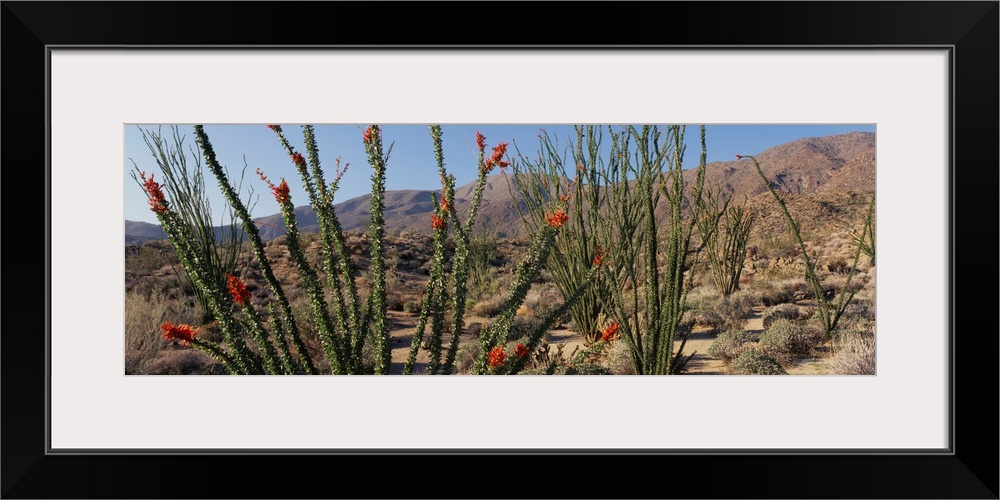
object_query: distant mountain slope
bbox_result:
[124,220,167,244]
[685,131,876,197]
[127,131,875,242]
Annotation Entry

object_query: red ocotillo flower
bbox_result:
[291,152,306,170]
[431,214,447,231]
[161,321,199,345]
[545,210,568,229]
[476,131,486,151]
[267,124,282,133]
[257,168,291,204]
[271,179,291,204]
[226,274,252,306]
[488,346,507,368]
[514,343,529,359]
[140,171,169,214]
[593,246,607,267]
[601,322,620,342]
[484,141,510,173]
[363,125,380,143]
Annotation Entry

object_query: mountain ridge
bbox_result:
[125,131,875,243]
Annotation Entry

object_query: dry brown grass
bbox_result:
[471,292,505,318]
[830,332,875,375]
[125,289,205,375]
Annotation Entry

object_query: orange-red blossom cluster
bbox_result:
[161,321,199,345]
[140,171,169,214]
[546,210,569,229]
[601,322,620,342]
[227,274,252,306]
[488,346,506,367]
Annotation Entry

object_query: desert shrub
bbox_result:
[758,318,821,361]
[402,299,422,314]
[603,337,636,375]
[688,290,751,331]
[729,348,787,375]
[471,292,506,317]
[386,291,406,312]
[564,364,612,375]
[758,286,795,307]
[844,296,875,322]
[688,298,721,327]
[684,286,721,313]
[520,365,562,375]
[762,303,803,329]
[454,339,481,374]
[834,295,875,336]
[759,229,799,260]
[830,332,875,375]
[728,289,759,309]
[506,315,545,342]
[730,288,762,308]
[524,286,564,319]
[707,329,753,361]
[124,241,175,275]
[706,294,751,332]
[823,273,867,297]
[680,309,699,329]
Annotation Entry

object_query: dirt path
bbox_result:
[784,343,834,375]
[679,306,766,375]
[677,325,726,374]
[386,310,477,375]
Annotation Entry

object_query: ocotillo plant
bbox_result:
[134,168,265,374]
[136,125,600,374]
[597,125,708,375]
[696,187,755,296]
[475,200,606,375]
[851,195,876,266]
[508,125,613,345]
[740,153,867,338]
[403,127,601,374]
[130,126,247,326]
[138,124,601,375]
[255,124,392,373]
[403,125,487,375]
[511,124,707,374]
[135,124,394,374]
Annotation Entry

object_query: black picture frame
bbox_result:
[3,2,997,498]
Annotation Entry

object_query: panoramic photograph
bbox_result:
[124,124,876,375]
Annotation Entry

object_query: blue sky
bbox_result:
[124,124,875,225]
